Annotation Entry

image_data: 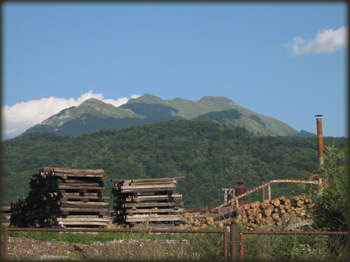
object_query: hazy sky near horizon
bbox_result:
[3,3,347,138]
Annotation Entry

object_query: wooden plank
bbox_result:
[123,202,182,208]
[118,184,176,193]
[126,215,183,223]
[60,207,109,213]
[1,215,11,220]
[63,195,109,201]
[57,217,109,222]
[61,215,107,218]
[58,221,108,226]
[58,184,103,190]
[129,180,177,185]
[57,182,101,187]
[131,177,185,183]
[1,206,11,212]
[120,184,176,190]
[61,192,99,197]
[126,209,184,214]
[41,167,105,174]
[58,178,103,182]
[113,176,185,183]
[125,194,182,202]
[61,201,109,208]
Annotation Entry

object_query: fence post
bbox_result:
[262,181,265,201]
[3,227,7,261]
[224,229,227,260]
[230,223,237,260]
[240,232,244,261]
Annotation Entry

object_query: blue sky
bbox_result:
[3,3,347,138]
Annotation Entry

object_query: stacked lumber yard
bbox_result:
[113,177,185,228]
[1,206,12,227]
[11,167,109,228]
[183,195,314,230]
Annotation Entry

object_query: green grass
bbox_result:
[7,229,225,261]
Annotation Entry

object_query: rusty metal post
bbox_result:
[223,229,227,260]
[267,184,271,201]
[315,115,324,169]
[3,227,7,261]
[261,181,265,201]
[230,223,237,260]
[240,232,244,261]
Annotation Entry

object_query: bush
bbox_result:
[309,146,349,260]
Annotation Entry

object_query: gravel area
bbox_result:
[7,237,194,260]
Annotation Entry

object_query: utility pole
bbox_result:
[315,115,324,170]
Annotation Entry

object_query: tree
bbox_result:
[310,146,349,259]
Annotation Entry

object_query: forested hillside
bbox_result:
[3,120,346,208]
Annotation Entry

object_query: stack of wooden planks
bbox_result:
[113,177,185,227]
[11,167,109,228]
[1,206,12,227]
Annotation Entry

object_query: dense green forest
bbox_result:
[2,120,347,208]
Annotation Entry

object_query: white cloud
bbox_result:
[285,26,347,55]
[2,91,141,139]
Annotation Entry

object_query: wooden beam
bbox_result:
[41,167,105,174]
[61,201,109,208]
[57,217,109,222]
[123,202,182,208]
[126,215,184,223]
[125,194,182,202]
[60,207,109,213]
[113,176,185,183]
[58,221,108,226]
[126,209,184,214]
[57,184,104,190]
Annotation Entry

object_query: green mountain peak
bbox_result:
[26,94,299,137]
[128,94,163,104]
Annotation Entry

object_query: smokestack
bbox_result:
[315,115,324,169]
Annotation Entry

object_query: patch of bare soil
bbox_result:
[8,237,194,260]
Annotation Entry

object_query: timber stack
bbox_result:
[112,177,185,228]
[11,167,109,228]
[183,195,314,230]
[1,205,12,227]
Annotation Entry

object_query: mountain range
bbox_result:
[25,94,307,137]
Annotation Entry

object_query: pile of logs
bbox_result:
[113,177,184,228]
[1,206,12,227]
[11,167,109,228]
[183,195,314,230]
[232,195,313,230]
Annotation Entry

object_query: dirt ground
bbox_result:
[7,236,194,260]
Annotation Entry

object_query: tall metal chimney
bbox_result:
[315,115,324,169]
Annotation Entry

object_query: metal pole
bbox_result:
[315,115,324,169]
[3,227,7,261]
[240,232,244,261]
[262,181,265,201]
[224,230,227,260]
[230,223,237,260]
[267,184,271,201]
